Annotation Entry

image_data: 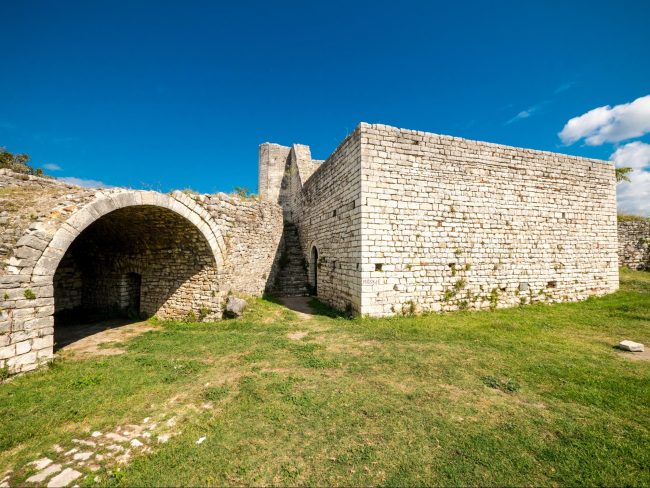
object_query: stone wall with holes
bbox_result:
[291,128,363,312]
[358,123,619,316]
[0,169,283,375]
[618,220,650,270]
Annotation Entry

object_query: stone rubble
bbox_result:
[223,296,247,318]
[6,410,185,486]
[619,340,645,352]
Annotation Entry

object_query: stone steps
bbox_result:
[273,224,309,297]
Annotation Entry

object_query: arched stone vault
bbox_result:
[0,170,284,374]
[30,190,226,279]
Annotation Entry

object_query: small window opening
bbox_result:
[375,263,383,272]
[547,280,557,289]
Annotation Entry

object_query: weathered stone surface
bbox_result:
[30,457,53,470]
[619,340,645,352]
[618,220,650,270]
[260,122,618,316]
[26,463,61,483]
[47,467,81,487]
[0,121,622,374]
[224,296,247,318]
[0,171,282,375]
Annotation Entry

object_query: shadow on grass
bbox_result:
[307,297,355,319]
[262,293,354,320]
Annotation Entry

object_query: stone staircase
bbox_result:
[272,223,309,297]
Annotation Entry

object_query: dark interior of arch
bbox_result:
[53,205,218,349]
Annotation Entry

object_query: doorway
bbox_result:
[310,246,319,295]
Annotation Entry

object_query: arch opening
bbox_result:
[309,245,319,296]
[53,205,219,349]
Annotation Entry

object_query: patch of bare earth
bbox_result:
[287,331,308,341]
[278,296,315,320]
[59,321,159,358]
[618,348,650,362]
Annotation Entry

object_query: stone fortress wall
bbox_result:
[0,169,283,374]
[260,123,619,316]
[259,131,363,312]
[291,130,362,312]
[0,120,630,374]
[618,220,650,270]
[358,123,619,316]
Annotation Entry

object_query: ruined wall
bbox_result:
[0,170,283,374]
[359,123,619,316]
[292,128,362,312]
[258,143,291,204]
[618,220,650,270]
[189,192,283,295]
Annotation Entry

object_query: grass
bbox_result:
[1,269,649,486]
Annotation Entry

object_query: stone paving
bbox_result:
[4,412,184,486]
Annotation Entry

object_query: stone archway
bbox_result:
[52,204,220,348]
[5,190,226,371]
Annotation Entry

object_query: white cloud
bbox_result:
[59,176,111,188]
[507,110,532,124]
[609,141,650,170]
[506,103,546,125]
[554,81,577,94]
[559,94,650,145]
[43,163,62,171]
[610,141,650,216]
[616,170,650,216]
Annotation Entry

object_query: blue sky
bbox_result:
[1,1,649,213]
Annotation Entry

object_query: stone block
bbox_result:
[619,340,644,352]
[0,344,15,360]
[7,351,37,368]
[15,340,31,355]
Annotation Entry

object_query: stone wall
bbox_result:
[53,205,220,320]
[618,220,650,270]
[189,192,284,296]
[0,169,283,374]
[358,123,619,316]
[258,143,291,204]
[292,129,363,312]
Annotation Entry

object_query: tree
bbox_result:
[0,148,43,176]
[616,167,633,183]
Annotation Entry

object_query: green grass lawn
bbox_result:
[1,269,649,486]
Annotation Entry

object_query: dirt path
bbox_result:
[277,296,316,320]
[58,320,159,357]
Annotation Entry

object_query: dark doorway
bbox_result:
[121,272,141,317]
[310,246,318,296]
